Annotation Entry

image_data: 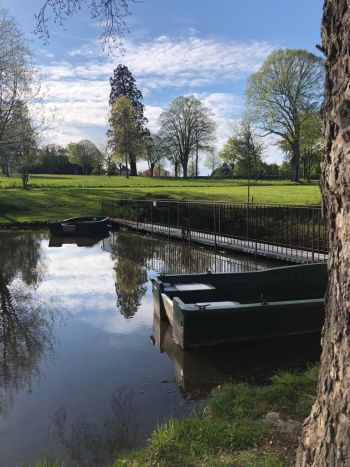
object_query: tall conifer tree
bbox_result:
[109,64,148,175]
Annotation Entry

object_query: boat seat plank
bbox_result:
[194,301,240,309]
[173,283,215,291]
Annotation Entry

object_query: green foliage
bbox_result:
[211,162,232,178]
[247,49,324,181]
[109,96,143,176]
[143,133,167,176]
[218,136,238,175]
[219,119,264,180]
[33,145,78,175]
[67,140,102,175]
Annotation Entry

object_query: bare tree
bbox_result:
[160,96,216,178]
[35,0,135,52]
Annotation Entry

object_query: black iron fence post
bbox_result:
[151,201,153,234]
[136,200,138,231]
[214,204,217,248]
[312,208,315,261]
[168,201,170,238]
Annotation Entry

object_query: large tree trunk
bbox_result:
[130,155,137,176]
[292,142,301,182]
[296,1,350,465]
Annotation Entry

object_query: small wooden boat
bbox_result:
[152,263,327,350]
[48,216,109,236]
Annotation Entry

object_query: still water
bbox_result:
[0,230,321,466]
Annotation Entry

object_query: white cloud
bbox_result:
[36,34,281,155]
[66,35,275,88]
[144,105,164,133]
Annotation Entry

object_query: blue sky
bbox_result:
[1,0,323,171]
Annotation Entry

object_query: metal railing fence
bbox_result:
[101,199,328,262]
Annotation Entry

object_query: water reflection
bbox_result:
[49,233,109,248]
[0,232,55,416]
[106,231,272,277]
[52,387,139,467]
[152,313,321,399]
[109,233,148,319]
[0,230,320,466]
[105,231,278,320]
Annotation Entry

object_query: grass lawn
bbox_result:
[0,174,322,226]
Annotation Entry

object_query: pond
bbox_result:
[0,230,321,466]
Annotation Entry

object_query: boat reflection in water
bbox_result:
[49,232,110,248]
[152,312,321,400]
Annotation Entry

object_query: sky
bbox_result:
[1,0,324,172]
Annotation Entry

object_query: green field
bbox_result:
[0,174,322,226]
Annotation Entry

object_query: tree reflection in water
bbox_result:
[111,233,148,319]
[0,232,55,416]
[107,230,269,320]
[52,387,140,467]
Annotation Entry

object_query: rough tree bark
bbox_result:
[296,1,350,465]
[129,156,137,176]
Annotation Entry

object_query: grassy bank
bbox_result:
[0,174,321,227]
[35,366,318,466]
[112,365,318,467]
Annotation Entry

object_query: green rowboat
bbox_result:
[151,263,327,350]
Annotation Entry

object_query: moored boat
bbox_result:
[48,216,109,236]
[152,263,327,350]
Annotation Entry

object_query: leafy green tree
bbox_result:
[109,64,148,175]
[246,49,324,181]
[108,96,142,178]
[279,161,292,178]
[211,163,232,179]
[300,112,323,180]
[68,140,102,175]
[160,96,216,178]
[260,162,281,179]
[278,111,323,180]
[6,102,38,188]
[0,9,38,176]
[218,137,239,177]
[219,119,263,179]
[34,145,78,174]
[143,133,167,177]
